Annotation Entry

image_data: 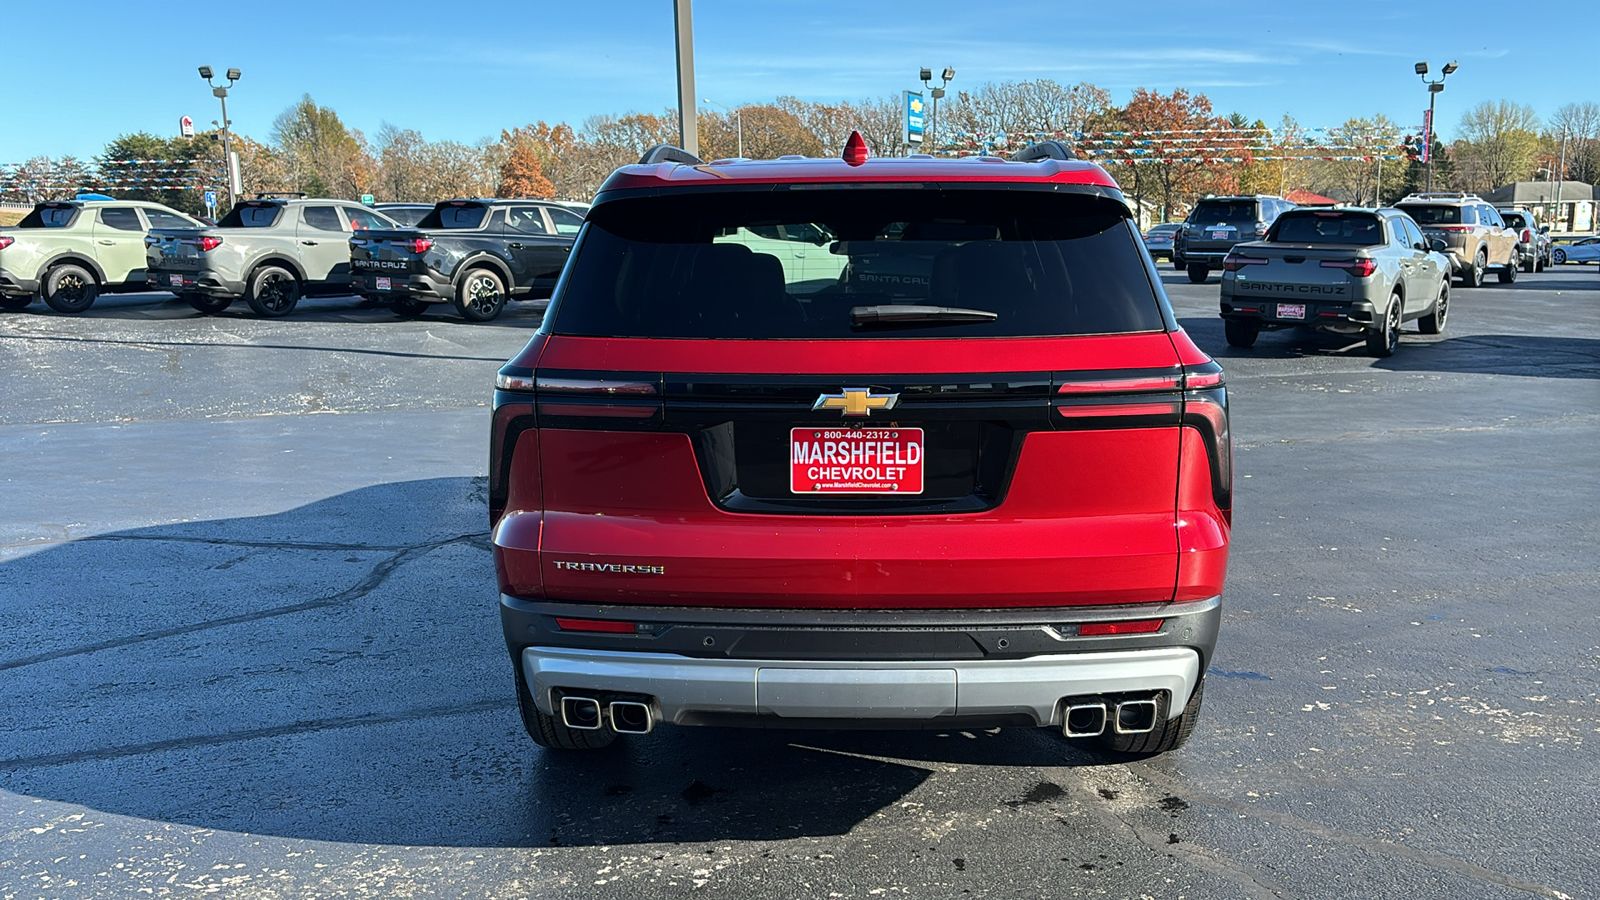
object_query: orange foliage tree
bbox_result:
[496,144,554,199]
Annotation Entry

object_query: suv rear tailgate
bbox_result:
[497,333,1190,610]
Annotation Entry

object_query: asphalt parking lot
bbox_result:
[2,271,1597,900]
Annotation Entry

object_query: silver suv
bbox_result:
[1394,193,1518,287]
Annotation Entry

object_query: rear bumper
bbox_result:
[1221,291,1376,329]
[505,595,1218,728]
[0,267,39,296]
[351,270,450,302]
[147,267,244,297]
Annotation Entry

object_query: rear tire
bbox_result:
[1521,250,1536,273]
[42,264,99,314]
[454,268,507,322]
[391,297,429,319]
[1418,284,1448,335]
[1497,256,1518,284]
[1224,319,1259,348]
[1366,294,1401,357]
[0,295,32,312]
[245,266,300,317]
[513,664,617,751]
[1186,263,1210,284]
[1459,249,1485,288]
[185,293,232,314]
[1172,257,1185,271]
[1097,679,1204,757]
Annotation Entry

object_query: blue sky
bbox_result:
[2,0,1586,162]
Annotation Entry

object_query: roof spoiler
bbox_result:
[1009,140,1076,162]
[638,144,705,165]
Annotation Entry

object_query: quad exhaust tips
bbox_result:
[609,700,655,734]
[560,695,603,730]
[559,694,656,734]
[1061,695,1161,737]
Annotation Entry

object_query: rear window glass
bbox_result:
[549,189,1165,339]
[219,204,282,227]
[1397,204,1460,226]
[418,203,488,229]
[1500,212,1527,229]
[1189,201,1258,224]
[379,206,431,226]
[18,205,79,228]
[1268,212,1385,245]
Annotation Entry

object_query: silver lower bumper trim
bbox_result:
[522,646,1200,727]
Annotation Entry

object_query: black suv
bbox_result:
[1176,195,1296,283]
[350,199,585,321]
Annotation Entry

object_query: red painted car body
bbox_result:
[493,142,1230,753]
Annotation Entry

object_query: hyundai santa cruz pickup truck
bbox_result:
[492,137,1232,756]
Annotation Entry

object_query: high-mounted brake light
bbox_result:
[405,237,433,254]
[1223,256,1268,271]
[1321,258,1378,277]
[196,236,223,252]
[843,131,870,167]
[1079,619,1164,636]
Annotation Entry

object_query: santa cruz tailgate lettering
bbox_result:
[791,428,924,494]
[1237,282,1346,295]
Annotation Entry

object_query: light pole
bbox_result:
[1414,60,1457,193]
[920,67,955,154]
[703,99,742,158]
[198,66,241,205]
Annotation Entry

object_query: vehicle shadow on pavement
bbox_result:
[0,477,1110,849]
[1180,315,1600,377]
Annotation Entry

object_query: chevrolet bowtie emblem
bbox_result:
[813,388,900,417]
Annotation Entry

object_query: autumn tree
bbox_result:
[1544,101,1600,184]
[942,80,1113,152]
[1452,100,1540,191]
[271,94,369,197]
[1110,88,1225,220]
[496,144,555,198]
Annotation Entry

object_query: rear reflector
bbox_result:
[555,617,637,634]
[1079,619,1164,636]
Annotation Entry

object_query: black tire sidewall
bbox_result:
[246,267,299,317]
[0,294,32,312]
[185,293,233,314]
[43,265,99,314]
[455,269,507,322]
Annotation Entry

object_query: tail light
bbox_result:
[0,236,12,251]
[1254,221,1268,235]
[1223,256,1268,271]
[490,361,663,525]
[1321,258,1378,277]
[1521,228,1533,243]
[196,236,223,252]
[1181,362,1231,523]
[405,237,434,254]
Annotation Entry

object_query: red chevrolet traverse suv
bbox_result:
[492,136,1231,756]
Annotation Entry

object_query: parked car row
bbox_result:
[0,194,586,322]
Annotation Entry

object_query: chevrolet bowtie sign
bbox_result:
[813,388,900,417]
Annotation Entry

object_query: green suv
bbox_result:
[0,199,205,313]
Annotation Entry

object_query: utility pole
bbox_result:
[1554,128,1568,232]
[673,0,698,156]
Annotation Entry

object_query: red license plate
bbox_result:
[1277,303,1306,319]
[791,428,924,495]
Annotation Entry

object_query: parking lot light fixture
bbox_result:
[199,66,242,206]
[1415,61,1458,192]
[920,67,956,154]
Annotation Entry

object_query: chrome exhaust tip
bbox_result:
[1113,698,1159,734]
[560,695,604,730]
[609,700,655,734]
[1062,702,1108,738]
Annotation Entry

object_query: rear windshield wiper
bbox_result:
[850,305,999,327]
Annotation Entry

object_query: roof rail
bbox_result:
[638,144,705,166]
[1401,191,1484,202]
[254,191,307,200]
[1009,140,1075,162]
